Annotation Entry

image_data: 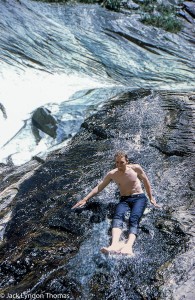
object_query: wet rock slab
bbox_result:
[0,89,194,299]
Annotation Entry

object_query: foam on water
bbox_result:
[0,67,116,164]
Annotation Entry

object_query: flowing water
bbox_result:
[0,2,194,297]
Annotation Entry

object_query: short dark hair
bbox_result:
[114,151,128,161]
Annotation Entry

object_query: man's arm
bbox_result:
[134,164,160,207]
[72,173,112,209]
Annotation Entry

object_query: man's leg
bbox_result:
[119,233,136,255]
[101,228,124,253]
[111,228,122,246]
[101,202,129,253]
[120,196,147,255]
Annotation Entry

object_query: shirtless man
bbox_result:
[72,151,159,256]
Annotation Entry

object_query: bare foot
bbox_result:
[119,245,135,257]
[101,242,125,254]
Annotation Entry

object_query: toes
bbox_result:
[100,247,119,254]
[100,247,109,254]
[120,252,135,257]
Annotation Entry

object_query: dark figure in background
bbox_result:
[72,151,160,256]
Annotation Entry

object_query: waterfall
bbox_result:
[0,0,195,166]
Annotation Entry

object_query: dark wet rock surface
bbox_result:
[0,89,194,299]
[32,107,58,140]
[0,103,7,119]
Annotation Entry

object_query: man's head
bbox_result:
[114,151,128,171]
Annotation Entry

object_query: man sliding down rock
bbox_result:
[72,151,160,256]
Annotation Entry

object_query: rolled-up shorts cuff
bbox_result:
[112,219,123,229]
[129,226,138,235]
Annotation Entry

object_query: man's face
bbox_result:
[115,156,128,171]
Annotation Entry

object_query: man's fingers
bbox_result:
[71,201,86,209]
[71,203,80,209]
[150,199,161,208]
[153,202,161,208]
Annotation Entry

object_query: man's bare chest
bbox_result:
[113,169,138,186]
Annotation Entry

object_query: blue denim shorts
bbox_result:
[112,193,147,235]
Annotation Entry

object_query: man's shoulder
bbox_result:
[107,168,118,176]
[129,164,143,172]
[128,163,141,169]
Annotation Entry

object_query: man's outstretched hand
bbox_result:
[72,198,87,209]
[150,197,161,208]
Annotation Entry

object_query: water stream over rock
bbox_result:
[0,0,195,299]
[0,89,194,299]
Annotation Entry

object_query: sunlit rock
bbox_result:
[183,1,195,18]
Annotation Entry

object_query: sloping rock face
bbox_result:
[183,1,195,18]
[0,89,194,299]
